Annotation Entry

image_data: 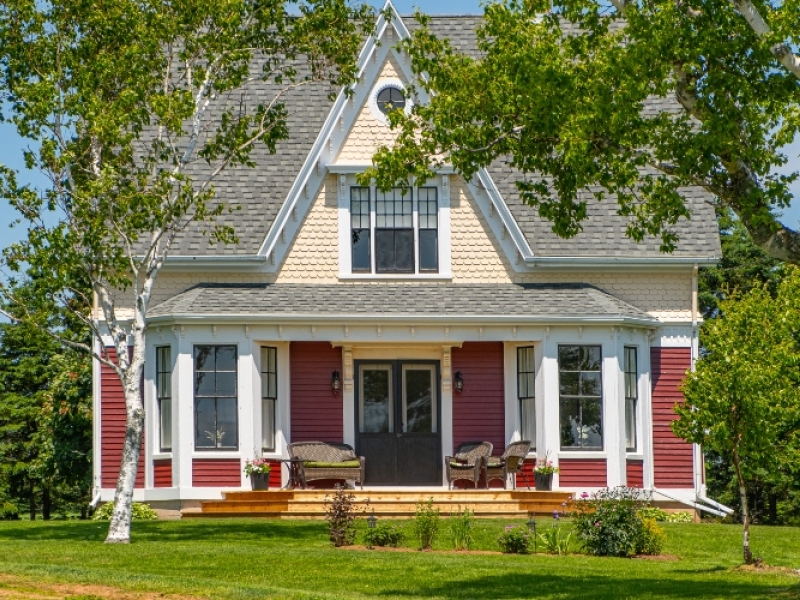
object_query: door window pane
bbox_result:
[194,345,238,450]
[403,366,436,433]
[360,365,393,433]
[559,345,603,450]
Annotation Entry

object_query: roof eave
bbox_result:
[525,256,719,270]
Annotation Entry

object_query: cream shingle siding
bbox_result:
[149,273,274,307]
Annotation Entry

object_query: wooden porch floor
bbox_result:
[183,489,574,519]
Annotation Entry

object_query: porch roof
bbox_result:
[148,283,658,326]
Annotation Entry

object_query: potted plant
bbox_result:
[244,458,271,491]
[533,458,559,491]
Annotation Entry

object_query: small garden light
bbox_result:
[331,370,341,394]
[454,371,464,393]
[527,512,537,554]
[366,510,377,550]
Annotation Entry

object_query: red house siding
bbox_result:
[266,460,282,488]
[452,342,505,453]
[153,459,172,488]
[626,459,644,488]
[651,347,694,488]
[100,349,144,489]
[559,459,607,487]
[192,458,241,487]
[290,342,343,442]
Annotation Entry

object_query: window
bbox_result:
[559,345,603,450]
[261,347,277,452]
[194,345,238,450]
[348,186,439,275]
[376,86,406,115]
[517,346,536,448]
[624,347,638,451]
[156,347,172,452]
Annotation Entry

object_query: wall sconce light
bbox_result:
[332,370,341,394]
[454,371,464,393]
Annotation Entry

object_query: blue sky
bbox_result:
[1,0,798,252]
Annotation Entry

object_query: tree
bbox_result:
[0,271,92,520]
[364,0,800,263]
[0,0,372,542]
[673,270,800,563]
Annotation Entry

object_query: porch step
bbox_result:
[186,489,574,519]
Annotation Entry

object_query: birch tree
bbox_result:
[674,270,800,564]
[0,0,372,543]
[365,0,800,263]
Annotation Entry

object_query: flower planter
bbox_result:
[534,472,553,491]
[250,472,270,491]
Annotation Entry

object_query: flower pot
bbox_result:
[534,472,553,491]
[250,472,270,491]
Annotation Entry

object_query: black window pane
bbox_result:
[582,346,602,371]
[394,229,414,272]
[216,372,237,397]
[560,398,580,448]
[352,228,371,271]
[216,346,237,371]
[558,346,581,371]
[217,398,238,448]
[560,372,580,396]
[377,86,405,114]
[194,346,214,371]
[195,398,217,448]
[419,228,438,271]
[580,372,602,396]
[195,371,215,397]
[375,229,394,272]
[581,399,603,448]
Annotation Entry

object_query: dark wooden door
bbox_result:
[356,361,441,485]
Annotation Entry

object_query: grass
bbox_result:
[0,518,798,599]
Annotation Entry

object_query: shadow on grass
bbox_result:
[381,571,800,600]
[0,518,327,544]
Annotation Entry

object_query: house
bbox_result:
[92,4,721,511]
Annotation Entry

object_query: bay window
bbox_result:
[559,345,603,450]
[194,345,238,450]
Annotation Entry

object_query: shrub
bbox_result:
[666,511,694,523]
[324,485,364,547]
[572,487,649,557]
[498,524,532,554]
[638,506,669,522]
[364,523,403,548]
[0,501,19,520]
[413,498,440,550]
[92,502,158,521]
[538,525,573,555]
[449,507,474,551]
[635,518,666,555]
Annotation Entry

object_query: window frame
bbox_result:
[558,345,603,451]
[624,346,638,452]
[260,346,278,452]
[517,346,536,450]
[193,345,239,451]
[156,346,172,453]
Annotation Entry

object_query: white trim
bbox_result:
[558,451,608,460]
[92,338,103,497]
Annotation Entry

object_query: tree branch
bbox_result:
[730,0,800,81]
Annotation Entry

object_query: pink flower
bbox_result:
[581,492,589,499]
[594,521,601,527]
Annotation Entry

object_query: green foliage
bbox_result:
[635,518,666,556]
[665,512,694,524]
[498,524,532,554]
[573,487,653,557]
[92,502,157,521]
[243,459,271,476]
[538,526,573,555]
[364,523,404,548]
[365,2,800,263]
[448,507,475,551]
[0,501,19,521]
[324,485,363,548]
[413,498,440,550]
[638,507,670,522]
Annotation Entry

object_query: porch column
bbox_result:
[174,328,194,492]
[605,327,626,487]
[539,328,561,486]
[342,346,355,448]
[440,346,454,487]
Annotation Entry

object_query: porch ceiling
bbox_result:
[148,283,657,326]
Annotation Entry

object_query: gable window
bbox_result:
[194,345,238,450]
[624,347,638,452]
[261,347,277,452]
[347,185,439,275]
[377,86,406,115]
[156,346,172,452]
[517,346,536,449]
[559,345,602,450]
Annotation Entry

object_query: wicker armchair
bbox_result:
[445,441,493,489]
[484,440,532,489]
[287,441,365,489]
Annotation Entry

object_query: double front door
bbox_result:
[355,361,441,485]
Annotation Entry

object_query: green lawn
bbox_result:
[0,518,798,599]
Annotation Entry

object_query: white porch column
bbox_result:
[440,346,454,486]
[540,328,560,485]
[238,342,256,488]
[605,327,627,488]
[174,328,194,492]
[342,345,355,448]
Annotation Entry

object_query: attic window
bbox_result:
[377,86,405,115]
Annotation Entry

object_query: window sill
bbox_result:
[625,453,644,460]
[338,273,453,281]
[558,451,607,460]
[152,453,172,460]
[192,451,241,459]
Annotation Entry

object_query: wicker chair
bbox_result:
[288,441,365,489]
[445,441,493,489]
[484,440,532,489]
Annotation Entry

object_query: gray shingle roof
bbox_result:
[148,282,656,323]
[166,15,719,260]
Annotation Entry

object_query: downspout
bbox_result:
[653,487,728,517]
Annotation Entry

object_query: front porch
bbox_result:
[183,488,575,519]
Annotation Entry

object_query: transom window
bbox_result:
[376,86,406,115]
[559,345,603,450]
[350,186,439,274]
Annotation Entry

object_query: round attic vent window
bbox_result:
[376,86,406,115]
